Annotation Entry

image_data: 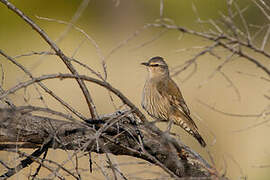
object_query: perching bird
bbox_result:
[141,56,206,147]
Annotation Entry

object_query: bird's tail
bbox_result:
[194,132,206,147]
[174,119,207,147]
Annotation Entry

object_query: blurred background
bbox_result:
[0,0,269,179]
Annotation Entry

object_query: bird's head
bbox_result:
[141,56,169,78]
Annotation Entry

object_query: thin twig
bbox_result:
[160,0,164,18]
[261,24,270,50]
[234,2,252,44]
[198,52,236,88]
[172,43,219,77]
[13,51,54,58]
[253,0,270,21]
[0,85,16,108]
[55,0,90,43]
[236,71,270,82]
[197,99,268,118]
[0,139,53,179]
[149,23,270,75]
[16,105,77,122]
[0,0,98,118]
[105,23,152,61]
[0,73,147,122]
[232,118,270,132]
[36,15,107,80]
[0,49,86,121]
[132,29,168,50]
[219,71,241,102]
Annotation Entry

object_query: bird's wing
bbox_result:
[156,78,197,128]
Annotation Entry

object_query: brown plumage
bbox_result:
[141,56,206,147]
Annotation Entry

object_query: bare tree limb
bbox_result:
[0,107,218,179]
[0,0,98,119]
[0,73,146,123]
[148,23,270,76]
[0,49,87,121]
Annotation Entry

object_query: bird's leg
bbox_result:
[151,119,161,124]
[164,119,173,135]
[150,118,166,125]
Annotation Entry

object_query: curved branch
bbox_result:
[0,0,98,119]
[0,49,87,121]
[0,73,147,123]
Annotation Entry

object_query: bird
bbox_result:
[141,56,206,147]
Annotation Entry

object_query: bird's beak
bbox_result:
[141,62,149,66]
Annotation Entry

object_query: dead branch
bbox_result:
[0,107,219,179]
[0,49,87,121]
[1,0,266,179]
[0,0,98,119]
[148,1,270,77]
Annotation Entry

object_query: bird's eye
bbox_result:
[150,64,159,67]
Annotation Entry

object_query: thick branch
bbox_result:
[0,108,216,179]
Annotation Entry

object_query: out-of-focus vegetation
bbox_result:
[0,0,269,179]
